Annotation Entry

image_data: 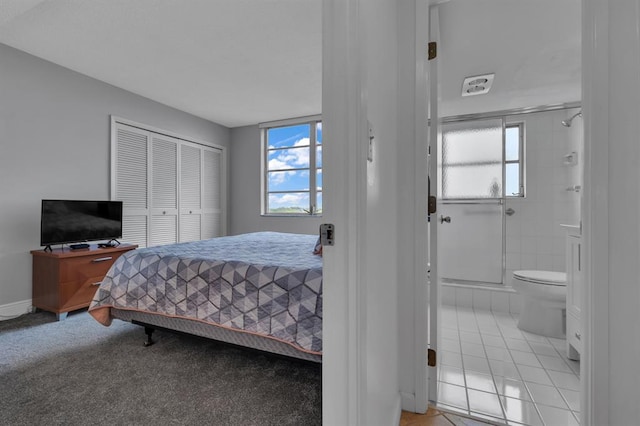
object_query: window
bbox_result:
[505,123,524,197]
[261,117,322,215]
[440,118,504,199]
[439,119,524,199]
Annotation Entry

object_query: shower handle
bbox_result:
[440,215,451,224]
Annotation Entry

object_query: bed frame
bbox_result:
[112,309,322,363]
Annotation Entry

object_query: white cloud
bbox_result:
[269,192,309,208]
[268,138,310,171]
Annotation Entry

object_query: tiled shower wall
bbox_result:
[443,107,582,312]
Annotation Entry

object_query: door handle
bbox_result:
[440,215,451,224]
[505,208,515,216]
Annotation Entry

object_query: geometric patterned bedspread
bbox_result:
[89,232,323,354]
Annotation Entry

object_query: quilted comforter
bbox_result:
[89,232,323,354]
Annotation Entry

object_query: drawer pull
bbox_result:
[91,257,113,263]
[575,332,581,340]
[91,281,103,286]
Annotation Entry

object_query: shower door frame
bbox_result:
[438,116,508,286]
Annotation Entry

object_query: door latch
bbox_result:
[320,224,335,246]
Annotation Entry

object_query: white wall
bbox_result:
[360,0,400,422]
[505,108,581,279]
[323,0,422,423]
[0,43,230,312]
[229,125,322,236]
[583,1,640,424]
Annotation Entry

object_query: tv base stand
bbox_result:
[31,243,137,320]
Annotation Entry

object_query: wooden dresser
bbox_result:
[31,244,137,320]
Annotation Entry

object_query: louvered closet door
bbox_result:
[113,120,225,247]
[202,147,223,239]
[150,135,178,246]
[179,143,202,242]
[114,124,149,248]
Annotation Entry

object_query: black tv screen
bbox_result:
[40,200,123,247]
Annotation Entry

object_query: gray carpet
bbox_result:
[0,310,321,426]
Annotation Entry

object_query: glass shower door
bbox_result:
[437,118,505,284]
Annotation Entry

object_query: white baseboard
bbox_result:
[392,393,403,425]
[400,391,416,412]
[0,299,32,321]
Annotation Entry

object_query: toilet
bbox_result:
[512,270,567,338]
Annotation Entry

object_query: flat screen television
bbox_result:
[40,200,123,248]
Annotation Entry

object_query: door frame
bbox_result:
[398,0,431,413]
[321,0,367,424]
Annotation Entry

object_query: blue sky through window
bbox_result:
[266,121,322,213]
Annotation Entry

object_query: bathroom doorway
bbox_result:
[432,107,584,425]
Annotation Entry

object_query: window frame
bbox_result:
[260,115,322,216]
[505,122,525,198]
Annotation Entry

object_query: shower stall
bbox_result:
[437,117,509,285]
[437,107,582,312]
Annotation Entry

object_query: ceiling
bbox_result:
[436,0,581,117]
[0,0,580,128]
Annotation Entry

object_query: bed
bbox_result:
[88,232,322,362]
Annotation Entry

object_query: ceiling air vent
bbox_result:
[461,73,495,97]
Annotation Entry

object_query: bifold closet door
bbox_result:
[113,124,149,248]
[179,143,202,242]
[113,121,224,247]
[201,148,223,239]
[149,134,179,246]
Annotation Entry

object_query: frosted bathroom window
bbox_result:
[440,118,504,199]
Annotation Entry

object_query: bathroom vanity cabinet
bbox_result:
[563,224,582,360]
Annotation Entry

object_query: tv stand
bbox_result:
[31,243,137,320]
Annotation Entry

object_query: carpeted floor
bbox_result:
[0,310,321,426]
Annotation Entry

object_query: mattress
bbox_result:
[89,232,322,359]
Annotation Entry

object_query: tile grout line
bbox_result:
[439,305,581,426]
[509,311,581,418]
[501,310,548,426]
[473,307,510,424]
[459,305,509,425]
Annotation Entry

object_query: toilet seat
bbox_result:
[513,270,566,286]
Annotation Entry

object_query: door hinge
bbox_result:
[428,42,437,60]
[428,348,437,367]
[428,196,437,215]
[320,223,335,246]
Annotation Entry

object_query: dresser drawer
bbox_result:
[59,252,119,285]
[58,253,120,310]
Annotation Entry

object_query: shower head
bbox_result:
[562,111,583,127]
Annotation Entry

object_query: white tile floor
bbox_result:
[435,305,580,426]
